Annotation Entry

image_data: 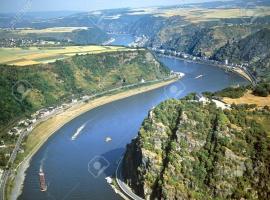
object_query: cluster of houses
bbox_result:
[153,47,257,85]
[8,106,59,137]
[0,96,89,175]
[6,94,93,138]
[151,48,250,70]
[129,35,149,47]
[0,37,61,48]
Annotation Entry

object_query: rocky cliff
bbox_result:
[122,98,270,200]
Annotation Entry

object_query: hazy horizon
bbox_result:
[0,0,225,13]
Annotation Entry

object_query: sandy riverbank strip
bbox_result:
[8,78,178,200]
[231,68,253,83]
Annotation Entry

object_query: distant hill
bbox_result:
[213,28,270,80]
[153,23,259,57]
[213,28,270,63]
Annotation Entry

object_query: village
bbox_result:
[0,37,63,48]
[0,71,184,184]
[151,47,257,85]
[0,94,92,182]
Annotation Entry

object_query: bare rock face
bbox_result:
[122,98,270,200]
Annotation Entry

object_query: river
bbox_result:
[107,33,135,46]
[18,36,248,200]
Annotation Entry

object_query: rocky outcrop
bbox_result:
[122,98,270,200]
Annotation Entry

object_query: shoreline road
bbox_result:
[0,170,9,200]
[0,78,179,200]
[0,108,64,200]
[116,157,144,200]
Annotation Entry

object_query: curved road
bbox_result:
[116,157,144,200]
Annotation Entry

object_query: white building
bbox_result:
[8,127,22,136]
[30,118,37,124]
[212,99,231,110]
[72,99,78,103]
[27,126,33,132]
[196,94,209,104]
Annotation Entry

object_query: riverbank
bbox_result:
[115,157,144,200]
[157,54,254,84]
[7,78,179,200]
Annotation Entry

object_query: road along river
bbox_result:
[16,53,248,200]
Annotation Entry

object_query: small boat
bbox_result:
[105,137,112,142]
[39,169,47,192]
[105,176,113,184]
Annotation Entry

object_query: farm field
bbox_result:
[129,6,270,22]
[223,91,270,107]
[16,27,89,34]
[0,45,132,66]
[0,27,89,39]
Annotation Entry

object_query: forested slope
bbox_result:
[0,50,169,134]
[123,98,270,200]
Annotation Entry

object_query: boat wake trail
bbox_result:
[71,122,87,141]
[195,74,204,79]
[40,148,49,171]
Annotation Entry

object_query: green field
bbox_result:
[0,45,133,66]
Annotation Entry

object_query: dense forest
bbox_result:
[0,50,169,142]
[123,97,270,200]
[213,28,270,81]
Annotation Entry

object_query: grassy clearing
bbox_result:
[223,91,270,107]
[0,45,133,66]
[253,115,270,136]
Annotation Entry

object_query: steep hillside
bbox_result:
[213,28,270,64]
[151,23,267,56]
[213,28,270,81]
[0,50,169,135]
[123,98,270,200]
[253,55,270,81]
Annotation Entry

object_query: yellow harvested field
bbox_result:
[0,45,133,66]
[17,27,88,34]
[130,6,270,22]
[11,59,39,66]
[223,91,270,107]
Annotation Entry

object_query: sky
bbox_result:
[0,0,218,13]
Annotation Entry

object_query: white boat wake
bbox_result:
[71,123,87,141]
[40,148,49,171]
[195,74,204,79]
